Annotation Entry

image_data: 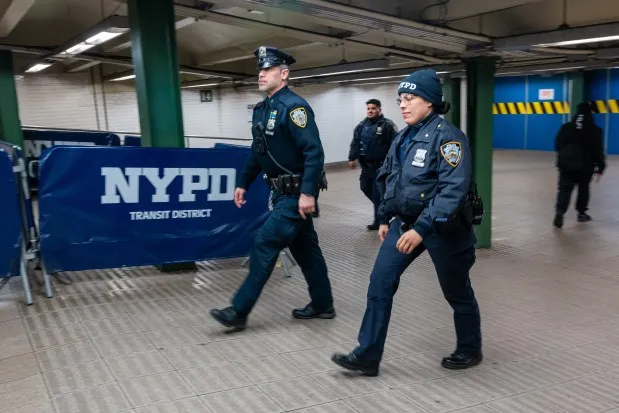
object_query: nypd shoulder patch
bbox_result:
[290,107,307,128]
[440,141,462,167]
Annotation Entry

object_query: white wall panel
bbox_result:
[12,72,419,163]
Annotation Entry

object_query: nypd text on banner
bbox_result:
[37,146,270,272]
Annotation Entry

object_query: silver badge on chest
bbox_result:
[412,148,427,167]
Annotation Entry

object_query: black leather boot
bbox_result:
[292,304,336,320]
[441,352,483,370]
[331,353,379,376]
[210,307,247,330]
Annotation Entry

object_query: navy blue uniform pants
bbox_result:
[232,193,333,316]
[353,218,481,363]
[555,169,594,214]
[359,165,381,224]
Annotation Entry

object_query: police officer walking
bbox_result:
[348,99,398,230]
[210,46,335,330]
[331,68,482,376]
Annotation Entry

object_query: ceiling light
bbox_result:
[56,29,126,58]
[536,35,619,47]
[25,63,52,73]
[325,71,446,84]
[181,82,220,88]
[109,74,136,81]
[288,59,390,80]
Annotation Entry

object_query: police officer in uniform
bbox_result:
[210,46,335,329]
[348,99,398,230]
[331,68,482,375]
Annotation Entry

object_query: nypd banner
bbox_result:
[38,146,270,272]
[0,151,22,278]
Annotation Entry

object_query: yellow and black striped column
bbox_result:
[590,99,619,114]
[493,99,619,115]
[492,101,570,115]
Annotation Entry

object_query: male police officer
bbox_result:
[210,46,335,330]
[348,99,398,230]
[332,68,482,375]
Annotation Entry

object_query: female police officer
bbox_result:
[331,68,482,376]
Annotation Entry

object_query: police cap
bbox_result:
[253,46,296,70]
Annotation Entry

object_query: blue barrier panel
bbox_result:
[38,146,270,272]
[22,129,122,188]
[0,151,22,278]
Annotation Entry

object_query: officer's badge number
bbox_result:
[440,141,462,167]
[290,107,307,128]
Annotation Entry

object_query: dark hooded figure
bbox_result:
[553,101,606,228]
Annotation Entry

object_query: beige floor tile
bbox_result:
[1,152,619,412]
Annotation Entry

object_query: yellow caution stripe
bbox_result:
[590,99,619,114]
[492,101,570,115]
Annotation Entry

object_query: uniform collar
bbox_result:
[411,112,436,132]
[366,114,383,124]
[267,85,289,105]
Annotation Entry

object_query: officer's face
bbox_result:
[398,93,432,125]
[366,104,381,119]
[258,66,289,94]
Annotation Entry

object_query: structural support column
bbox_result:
[465,57,495,249]
[128,0,194,272]
[128,0,185,148]
[442,75,461,129]
[569,71,589,117]
[0,50,24,147]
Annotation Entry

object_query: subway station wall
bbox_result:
[493,68,619,155]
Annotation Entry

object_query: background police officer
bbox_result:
[331,68,482,376]
[210,46,335,330]
[348,99,398,230]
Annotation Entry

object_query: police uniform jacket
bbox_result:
[348,115,398,164]
[237,85,325,196]
[376,112,472,238]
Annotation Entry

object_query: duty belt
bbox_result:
[266,174,301,195]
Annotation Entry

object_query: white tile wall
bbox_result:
[12,72,430,163]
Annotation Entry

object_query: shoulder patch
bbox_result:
[289,107,307,128]
[440,141,462,167]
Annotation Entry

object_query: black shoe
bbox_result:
[577,213,592,222]
[331,352,379,376]
[366,223,379,231]
[210,307,247,330]
[553,213,563,228]
[441,352,483,370]
[292,304,336,320]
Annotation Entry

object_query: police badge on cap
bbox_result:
[253,46,297,70]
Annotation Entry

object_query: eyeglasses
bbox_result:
[396,94,416,105]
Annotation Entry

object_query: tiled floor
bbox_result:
[1,150,619,412]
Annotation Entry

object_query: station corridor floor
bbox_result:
[1,150,619,413]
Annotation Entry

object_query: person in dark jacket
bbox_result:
[553,101,606,228]
[331,68,482,376]
[210,46,335,330]
[348,99,398,230]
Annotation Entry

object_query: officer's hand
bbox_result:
[298,194,315,219]
[348,161,356,169]
[234,188,247,208]
[595,173,602,183]
[378,224,389,241]
[396,229,423,254]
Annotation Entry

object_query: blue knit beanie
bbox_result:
[398,68,443,106]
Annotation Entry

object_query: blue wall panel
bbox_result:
[525,75,566,152]
[493,76,526,150]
